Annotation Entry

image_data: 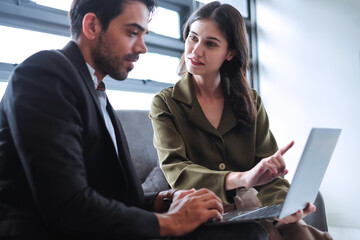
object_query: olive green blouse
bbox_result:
[150,73,289,205]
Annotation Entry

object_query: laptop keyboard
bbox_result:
[229,204,283,221]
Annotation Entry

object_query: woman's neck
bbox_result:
[191,72,224,129]
[192,72,223,100]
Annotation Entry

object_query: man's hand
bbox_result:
[156,188,223,237]
[225,141,294,190]
[153,189,194,213]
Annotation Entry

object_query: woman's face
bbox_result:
[185,19,234,78]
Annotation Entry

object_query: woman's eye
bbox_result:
[207,41,217,47]
[189,35,197,41]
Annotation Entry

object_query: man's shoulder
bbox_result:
[10,48,84,90]
[16,49,71,73]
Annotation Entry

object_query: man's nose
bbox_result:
[135,37,147,54]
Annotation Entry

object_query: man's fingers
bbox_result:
[279,141,295,156]
[202,198,224,214]
[206,209,223,221]
[174,189,196,200]
[190,188,222,202]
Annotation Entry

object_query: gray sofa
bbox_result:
[116,109,328,232]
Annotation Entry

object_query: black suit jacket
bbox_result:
[0,41,159,239]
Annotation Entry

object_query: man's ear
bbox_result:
[226,49,236,61]
[82,13,101,40]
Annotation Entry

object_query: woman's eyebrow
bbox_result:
[207,36,221,43]
[189,31,221,43]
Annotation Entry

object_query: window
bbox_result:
[0,0,258,109]
[0,25,69,64]
[128,52,180,84]
[31,0,72,12]
[149,7,180,39]
[197,0,248,18]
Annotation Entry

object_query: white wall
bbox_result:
[256,0,360,228]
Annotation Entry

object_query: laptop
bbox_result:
[206,128,341,225]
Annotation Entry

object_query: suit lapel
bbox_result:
[60,42,133,188]
[60,41,144,206]
[106,100,144,205]
[61,42,104,120]
[61,42,120,156]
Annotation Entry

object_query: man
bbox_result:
[0,0,267,239]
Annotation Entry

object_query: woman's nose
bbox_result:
[192,43,203,57]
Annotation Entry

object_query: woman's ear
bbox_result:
[226,49,236,61]
[82,13,101,40]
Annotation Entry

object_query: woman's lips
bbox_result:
[189,58,204,66]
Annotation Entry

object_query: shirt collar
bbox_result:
[86,63,99,90]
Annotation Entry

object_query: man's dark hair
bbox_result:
[70,0,157,38]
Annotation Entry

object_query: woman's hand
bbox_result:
[277,202,316,224]
[225,141,294,190]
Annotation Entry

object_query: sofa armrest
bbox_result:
[303,192,328,232]
[142,166,169,192]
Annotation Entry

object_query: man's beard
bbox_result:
[92,33,139,81]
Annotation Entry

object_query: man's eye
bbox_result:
[130,31,138,37]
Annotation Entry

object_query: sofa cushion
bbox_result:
[116,110,158,183]
[116,110,170,193]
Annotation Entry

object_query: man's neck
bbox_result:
[73,39,105,85]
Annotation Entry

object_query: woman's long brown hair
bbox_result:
[178,1,256,131]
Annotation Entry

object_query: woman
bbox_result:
[150,1,332,239]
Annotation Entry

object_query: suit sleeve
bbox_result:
[3,51,160,239]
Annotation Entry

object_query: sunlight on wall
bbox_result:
[256,3,304,183]
[257,0,360,229]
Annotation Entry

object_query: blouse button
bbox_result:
[219,163,226,170]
